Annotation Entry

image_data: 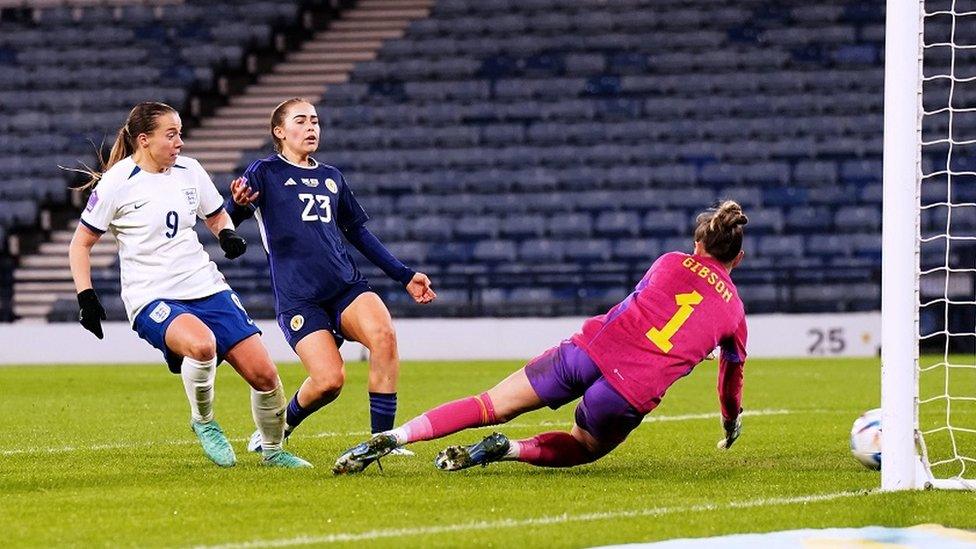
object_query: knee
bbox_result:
[492,405,517,424]
[578,433,618,463]
[185,335,216,362]
[366,325,397,357]
[309,368,345,397]
[248,365,279,392]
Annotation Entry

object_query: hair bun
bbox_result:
[715,200,747,229]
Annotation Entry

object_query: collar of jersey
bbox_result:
[692,253,731,277]
[277,154,319,170]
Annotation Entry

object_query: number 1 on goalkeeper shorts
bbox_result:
[646,291,703,353]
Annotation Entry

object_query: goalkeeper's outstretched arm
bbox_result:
[716,318,747,449]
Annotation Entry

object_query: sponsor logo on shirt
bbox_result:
[301,178,319,188]
[85,190,99,212]
[182,188,199,208]
[149,302,172,323]
[284,178,298,186]
[324,178,338,194]
[290,314,305,332]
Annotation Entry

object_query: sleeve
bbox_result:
[79,183,118,234]
[225,196,255,226]
[193,161,226,220]
[717,317,747,421]
[344,223,416,285]
[335,173,370,231]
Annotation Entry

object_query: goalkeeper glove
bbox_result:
[716,414,741,450]
[218,228,247,259]
[77,288,106,340]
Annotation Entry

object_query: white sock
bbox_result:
[503,440,521,460]
[252,378,286,454]
[181,356,216,423]
[389,427,409,445]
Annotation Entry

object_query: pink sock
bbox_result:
[514,432,596,468]
[399,392,498,443]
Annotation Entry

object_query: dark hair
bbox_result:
[66,101,177,191]
[694,200,749,263]
[270,97,311,153]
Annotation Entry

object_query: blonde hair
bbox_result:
[66,102,177,191]
[270,97,311,153]
[693,200,749,263]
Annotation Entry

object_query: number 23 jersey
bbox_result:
[80,155,230,323]
[571,252,748,414]
[240,155,369,314]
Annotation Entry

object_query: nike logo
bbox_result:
[133,202,148,209]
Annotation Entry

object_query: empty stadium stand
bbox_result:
[2,0,925,323]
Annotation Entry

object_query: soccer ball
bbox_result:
[850,408,882,470]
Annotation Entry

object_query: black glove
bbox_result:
[218,228,247,259]
[717,414,742,450]
[77,288,106,340]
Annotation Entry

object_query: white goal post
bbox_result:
[882,0,976,491]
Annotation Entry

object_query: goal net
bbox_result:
[883,0,976,490]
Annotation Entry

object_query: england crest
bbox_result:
[182,187,199,208]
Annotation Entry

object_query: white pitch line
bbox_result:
[0,409,793,457]
[193,490,873,549]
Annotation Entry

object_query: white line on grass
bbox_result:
[0,408,792,456]
[193,490,872,549]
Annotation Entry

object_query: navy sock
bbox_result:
[369,392,397,434]
[285,392,312,432]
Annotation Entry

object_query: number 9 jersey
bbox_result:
[571,252,748,416]
[79,155,230,323]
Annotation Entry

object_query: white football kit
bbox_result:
[80,155,230,323]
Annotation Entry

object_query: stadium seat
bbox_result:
[547,213,592,238]
[518,239,566,263]
[642,210,687,236]
[472,240,517,264]
[594,211,641,237]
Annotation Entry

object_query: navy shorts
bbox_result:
[525,340,645,447]
[133,290,261,374]
[277,281,371,350]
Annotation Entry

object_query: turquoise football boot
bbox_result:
[190,420,236,467]
[261,450,313,468]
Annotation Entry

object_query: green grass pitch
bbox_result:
[1,357,974,547]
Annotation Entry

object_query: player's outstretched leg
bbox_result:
[434,432,511,471]
[332,390,503,474]
[434,430,602,471]
[333,367,547,474]
[333,433,400,475]
[191,420,236,467]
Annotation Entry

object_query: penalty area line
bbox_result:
[194,490,873,549]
